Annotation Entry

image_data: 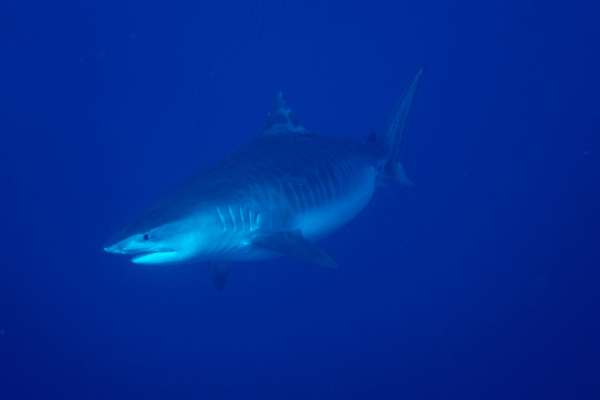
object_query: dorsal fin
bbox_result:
[258,93,308,138]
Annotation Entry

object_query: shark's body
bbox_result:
[105,69,423,290]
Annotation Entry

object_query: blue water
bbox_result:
[1,0,599,398]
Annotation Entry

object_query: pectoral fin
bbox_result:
[252,230,338,269]
[208,261,235,291]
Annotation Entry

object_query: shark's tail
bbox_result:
[379,68,424,187]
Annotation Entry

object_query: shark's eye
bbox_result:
[143,234,149,241]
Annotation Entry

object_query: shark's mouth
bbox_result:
[130,251,160,261]
[130,250,177,264]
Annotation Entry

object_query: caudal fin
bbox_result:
[380,68,424,187]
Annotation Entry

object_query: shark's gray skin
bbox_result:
[104,69,423,290]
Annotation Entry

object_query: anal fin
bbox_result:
[252,230,338,269]
[208,261,235,291]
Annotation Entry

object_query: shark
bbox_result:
[104,68,423,290]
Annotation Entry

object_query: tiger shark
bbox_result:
[104,68,423,290]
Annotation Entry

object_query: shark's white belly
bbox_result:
[295,166,377,242]
[202,166,378,263]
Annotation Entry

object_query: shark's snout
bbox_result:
[103,243,124,254]
[103,231,126,254]
[103,225,184,265]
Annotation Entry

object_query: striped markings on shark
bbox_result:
[104,68,424,290]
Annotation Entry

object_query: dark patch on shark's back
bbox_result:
[152,91,386,224]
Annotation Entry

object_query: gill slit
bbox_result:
[239,206,245,232]
[216,207,227,231]
[228,205,237,231]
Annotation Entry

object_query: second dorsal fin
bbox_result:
[258,93,308,139]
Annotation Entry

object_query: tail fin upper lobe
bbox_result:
[380,68,424,187]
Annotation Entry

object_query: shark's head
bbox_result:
[104,200,219,265]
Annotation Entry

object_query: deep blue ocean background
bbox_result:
[1,0,599,398]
